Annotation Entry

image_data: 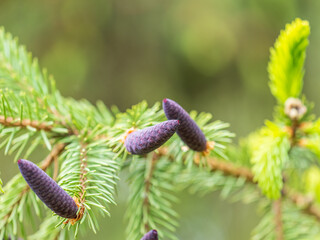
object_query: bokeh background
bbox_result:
[0,0,320,239]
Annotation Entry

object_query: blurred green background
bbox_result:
[0,0,320,239]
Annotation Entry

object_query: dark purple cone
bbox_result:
[125,120,179,155]
[18,159,78,219]
[163,98,207,151]
[141,230,158,240]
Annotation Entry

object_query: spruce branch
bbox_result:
[273,199,284,240]
[170,148,320,225]
[0,177,3,193]
[204,156,320,224]
[57,137,119,238]
[143,153,159,232]
[0,116,53,132]
[126,155,179,240]
[282,187,320,221]
[252,199,320,240]
[64,142,88,225]
[41,143,67,171]
[198,155,254,183]
[29,216,63,240]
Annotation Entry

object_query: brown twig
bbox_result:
[0,115,77,135]
[283,187,320,221]
[67,143,87,225]
[53,154,59,181]
[202,156,254,183]
[143,152,159,232]
[273,199,284,240]
[0,116,53,132]
[40,143,66,171]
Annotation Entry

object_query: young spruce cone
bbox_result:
[18,159,78,219]
[141,229,158,240]
[125,120,179,155]
[163,98,207,152]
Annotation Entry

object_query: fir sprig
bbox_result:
[0,175,32,240]
[57,137,119,237]
[29,216,65,240]
[251,200,320,240]
[126,155,180,240]
[251,121,290,199]
[175,165,248,199]
[0,177,3,193]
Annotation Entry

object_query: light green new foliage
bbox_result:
[251,121,290,199]
[0,177,3,193]
[304,166,320,203]
[268,18,310,104]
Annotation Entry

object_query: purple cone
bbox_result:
[125,120,179,155]
[163,98,207,152]
[141,230,158,240]
[18,159,78,219]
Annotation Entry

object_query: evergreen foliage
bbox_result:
[268,18,310,104]
[251,121,290,199]
[0,177,3,193]
[1,17,320,240]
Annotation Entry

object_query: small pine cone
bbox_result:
[163,98,207,151]
[125,120,179,155]
[18,159,78,219]
[141,230,158,240]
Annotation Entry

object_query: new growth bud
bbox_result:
[124,120,179,155]
[163,98,207,152]
[141,229,158,240]
[284,97,307,120]
[18,159,78,219]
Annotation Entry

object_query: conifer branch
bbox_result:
[201,156,254,183]
[0,115,77,136]
[77,143,87,220]
[159,145,320,224]
[163,146,320,225]
[41,143,67,171]
[202,156,320,223]
[53,156,59,181]
[3,185,29,224]
[282,187,320,221]
[143,152,159,232]
[273,199,284,240]
[0,116,53,131]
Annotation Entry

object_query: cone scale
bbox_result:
[18,159,78,219]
